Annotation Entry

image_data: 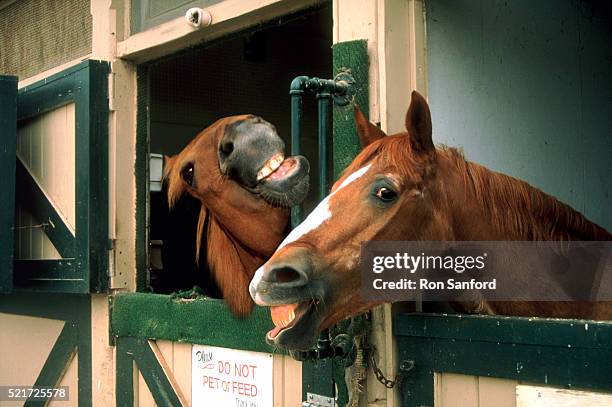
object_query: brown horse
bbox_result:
[164,114,309,316]
[249,91,612,350]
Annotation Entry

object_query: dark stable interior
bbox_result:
[147,4,332,295]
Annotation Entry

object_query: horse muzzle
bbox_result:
[256,155,309,207]
[249,252,325,305]
[218,116,285,187]
[218,116,310,208]
[249,248,326,350]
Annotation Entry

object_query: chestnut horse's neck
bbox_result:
[438,148,611,242]
[197,207,274,316]
[432,148,612,320]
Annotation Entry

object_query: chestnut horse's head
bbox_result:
[165,114,309,316]
[249,92,450,349]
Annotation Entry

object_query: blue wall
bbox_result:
[426,0,611,230]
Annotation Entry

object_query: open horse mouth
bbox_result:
[266,299,322,349]
[217,116,309,208]
[249,246,328,350]
[253,153,310,208]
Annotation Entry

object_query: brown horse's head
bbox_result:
[249,90,612,349]
[165,114,309,316]
[249,92,450,349]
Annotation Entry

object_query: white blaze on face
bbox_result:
[278,163,372,250]
[249,164,372,302]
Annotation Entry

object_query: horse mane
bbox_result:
[163,153,262,316]
[205,214,260,316]
[442,147,611,241]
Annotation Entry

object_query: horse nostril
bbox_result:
[265,266,308,286]
[220,141,234,156]
[275,267,300,283]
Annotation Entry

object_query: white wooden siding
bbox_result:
[0,313,65,400]
[15,103,76,260]
[433,373,612,407]
[48,353,79,407]
[435,373,517,407]
[516,385,612,407]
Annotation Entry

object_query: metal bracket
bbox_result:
[332,71,356,106]
[289,330,356,366]
[303,392,336,407]
[289,73,356,106]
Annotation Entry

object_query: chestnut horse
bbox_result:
[163,114,309,316]
[250,92,612,350]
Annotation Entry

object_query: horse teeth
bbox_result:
[271,309,296,328]
[257,153,285,181]
[270,303,299,329]
[271,154,284,170]
[257,166,273,181]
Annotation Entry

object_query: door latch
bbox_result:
[302,392,336,407]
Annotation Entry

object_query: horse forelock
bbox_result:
[336,135,432,190]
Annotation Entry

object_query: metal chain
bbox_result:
[368,347,414,389]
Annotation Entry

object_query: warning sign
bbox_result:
[191,345,273,407]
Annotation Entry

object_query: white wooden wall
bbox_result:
[435,373,517,407]
[133,341,302,407]
[516,385,612,407]
[0,313,78,407]
[435,373,612,407]
[48,354,78,407]
[14,103,76,260]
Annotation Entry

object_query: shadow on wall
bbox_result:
[426,0,612,230]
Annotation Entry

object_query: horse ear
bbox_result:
[354,105,386,148]
[163,155,176,179]
[164,155,184,208]
[405,91,434,153]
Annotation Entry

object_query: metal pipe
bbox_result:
[291,76,349,99]
[315,88,332,361]
[289,75,349,225]
[287,74,356,364]
[317,91,331,200]
[289,77,308,227]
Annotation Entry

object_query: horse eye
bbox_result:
[220,141,234,156]
[375,186,397,202]
[181,163,195,186]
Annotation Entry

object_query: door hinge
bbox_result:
[302,392,335,407]
[108,71,115,111]
[107,238,118,288]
